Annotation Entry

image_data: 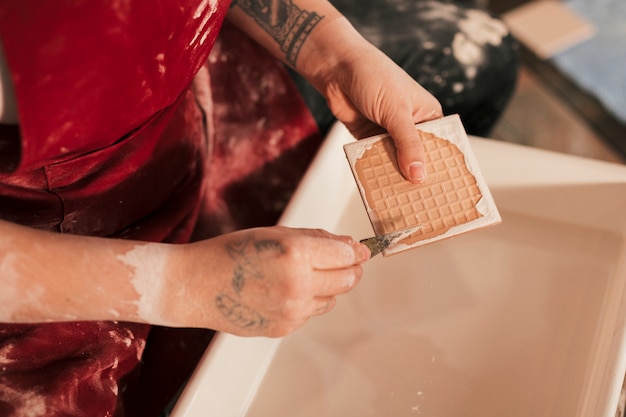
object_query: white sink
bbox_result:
[172,123,626,417]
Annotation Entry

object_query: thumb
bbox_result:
[387,121,427,184]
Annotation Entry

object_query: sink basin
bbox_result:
[172,123,626,417]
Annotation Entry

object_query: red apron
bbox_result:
[0,1,321,415]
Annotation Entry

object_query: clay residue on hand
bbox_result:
[353,130,483,244]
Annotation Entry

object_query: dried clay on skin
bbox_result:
[117,243,170,324]
[0,244,46,322]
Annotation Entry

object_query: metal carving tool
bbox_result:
[360,225,422,257]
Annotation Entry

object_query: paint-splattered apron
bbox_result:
[0,1,321,415]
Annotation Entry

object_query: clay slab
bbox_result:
[343,114,501,255]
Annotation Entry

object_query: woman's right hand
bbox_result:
[169,226,370,337]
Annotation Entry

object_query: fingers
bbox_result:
[315,264,363,297]
[295,229,370,269]
[383,97,443,184]
[312,296,337,316]
[282,230,365,316]
[309,265,362,316]
[313,239,369,269]
[391,126,428,184]
[291,231,365,321]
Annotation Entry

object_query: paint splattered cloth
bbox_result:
[0,1,321,416]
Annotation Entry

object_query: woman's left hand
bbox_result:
[303,18,444,184]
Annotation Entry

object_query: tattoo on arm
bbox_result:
[219,232,285,330]
[232,0,324,67]
[226,234,262,293]
[225,232,286,294]
[216,293,267,329]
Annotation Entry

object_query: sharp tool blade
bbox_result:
[360,225,422,257]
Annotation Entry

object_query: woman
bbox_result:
[0,0,517,415]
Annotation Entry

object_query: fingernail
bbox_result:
[409,161,426,182]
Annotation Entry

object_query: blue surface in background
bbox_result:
[552,0,626,124]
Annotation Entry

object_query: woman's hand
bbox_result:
[171,226,370,337]
[227,3,442,183]
[305,18,443,183]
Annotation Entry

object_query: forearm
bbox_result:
[0,221,368,337]
[227,0,368,87]
[0,219,184,325]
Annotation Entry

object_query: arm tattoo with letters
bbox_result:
[232,0,323,67]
